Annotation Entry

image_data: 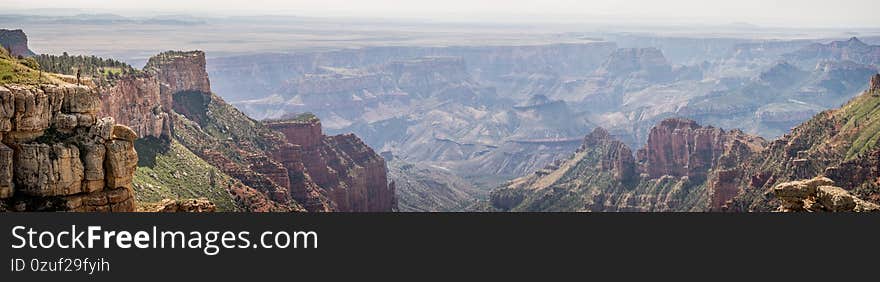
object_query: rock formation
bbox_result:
[871,74,880,91]
[140,198,217,212]
[144,50,211,105]
[637,118,765,181]
[492,119,766,212]
[783,37,880,67]
[773,177,879,212]
[97,75,171,139]
[492,75,880,212]
[0,29,36,57]
[267,117,397,212]
[726,75,880,211]
[93,49,396,212]
[0,84,138,212]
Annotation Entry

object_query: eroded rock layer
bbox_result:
[492,75,880,212]
[0,84,138,212]
[267,118,396,212]
[95,50,396,212]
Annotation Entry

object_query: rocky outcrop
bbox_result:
[637,118,766,182]
[140,198,217,212]
[724,76,880,211]
[871,74,880,91]
[97,51,208,140]
[144,50,211,109]
[492,119,766,212]
[92,48,396,212]
[582,128,637,183]
[266,118,396,212]
[774,177,879,212]
[0,84,138,212]
[0,29,35,57]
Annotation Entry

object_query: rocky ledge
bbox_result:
[774,177,879,212]
[0,83,139,212]
[139,198,217,212]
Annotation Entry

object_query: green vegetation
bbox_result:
[290,112,318,122]
[0,46,45,84]
[144,50,201,72]
[839,90,880,159]
[34,52,139,85]
[172,90,283,162]
[132,137,239,211]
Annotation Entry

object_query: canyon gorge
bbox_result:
[1,29,396,212]
[2,20,880,212]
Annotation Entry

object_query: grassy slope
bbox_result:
[839,89,880,159]
[0,47,44,84]
[132,138,239,211]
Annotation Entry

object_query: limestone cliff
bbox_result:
[0,83,138,212]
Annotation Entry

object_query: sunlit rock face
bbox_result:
[0,84,138,212]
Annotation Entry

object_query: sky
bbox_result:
[4,0,879,28]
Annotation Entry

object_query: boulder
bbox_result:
[143,198,217,212]
[111,124,138,142]
[773,176,879,212]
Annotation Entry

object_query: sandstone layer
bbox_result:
[0,83,138,212]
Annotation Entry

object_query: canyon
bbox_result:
[101,50,397,212]
[1,31,397,212]
[492,75,880,212]
[4,23,880,212]
[205,35,879,211]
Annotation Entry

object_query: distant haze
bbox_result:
[4,0,879,28]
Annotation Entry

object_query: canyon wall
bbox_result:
[98,75,171,139]
[637,118,765,181]
[493,118,766,212]
[267,118,396,212]
[145,50,211,107]
[95,49,396,212]
[0,84,138,212]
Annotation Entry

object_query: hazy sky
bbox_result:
[5,0,879,27]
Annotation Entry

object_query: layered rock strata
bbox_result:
[0,84,138,212]
[266,118,396,212]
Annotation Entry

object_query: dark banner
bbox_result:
[2,213,878,280]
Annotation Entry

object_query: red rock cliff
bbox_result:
[267,119,397,212]
[636,118,766,210]
[98,75,171,139]
[144,50,211,109]
[637,118,764,180]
